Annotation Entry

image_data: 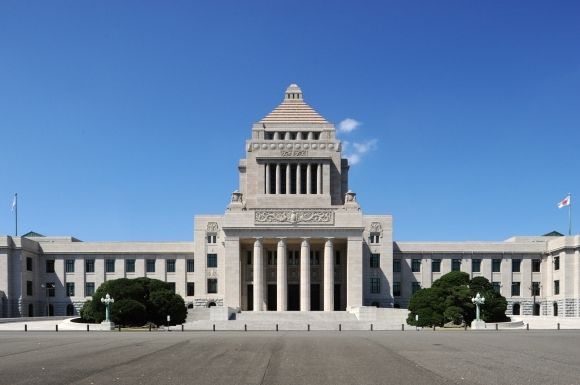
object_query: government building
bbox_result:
[1,85,579,320]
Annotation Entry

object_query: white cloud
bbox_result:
[338,118,361,133]
[343,139,378,166]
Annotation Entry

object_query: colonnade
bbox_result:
[252,238,334,311]
[264,163,323,195]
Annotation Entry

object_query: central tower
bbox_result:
[239,84,349,209]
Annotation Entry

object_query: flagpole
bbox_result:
[569,192,572,236]
[15,193,18,237]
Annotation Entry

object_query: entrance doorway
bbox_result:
[247,284,253,311]
[287,284,299,311]
[310,284,321,311]
[334,284,341,310]
[553,302,558,316]
[267,284,277,311]
[533,303,540,316]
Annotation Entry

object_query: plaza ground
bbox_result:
[0,330,579,385]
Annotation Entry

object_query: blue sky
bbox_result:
[0,1,578,241]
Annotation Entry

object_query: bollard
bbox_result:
[276,324,278,332]
[244,324,247,332]
[149,324,152,332]
[118,325,121,332]
[557,323,560,330]
[495,324,498,331]
[213,324,216,332]
[307,324,310,332]
[181,324,184,332]
[25,324,27,332]
[55,324,58,332]
[339,324,342,332]
[370,323,373,331]
[402,323,405,331]
[433,325,436,331]
[87,324,89,332]
[526,323,529,331]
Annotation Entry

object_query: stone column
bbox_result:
[286,164,291,194]
[277,238,287,311]
[253,238,264,311]
[317,163,322,194]
[265,164,270,194]
[324,238,334,311]
[276,163,281,194]
[300,238,311,311]
[306,163,311,194]
[296,163,302,194]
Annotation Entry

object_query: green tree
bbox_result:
[79,278,186,326]
[469,276,509,322]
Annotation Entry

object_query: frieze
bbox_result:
[281,150,308,157]
[369,222,382,234]
[255,209,334,225]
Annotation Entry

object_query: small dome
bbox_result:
[285,84,303,100]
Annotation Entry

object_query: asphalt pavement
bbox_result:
[0,330,579,385]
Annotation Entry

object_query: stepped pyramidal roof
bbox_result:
[259,84,329,124]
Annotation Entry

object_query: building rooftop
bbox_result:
[259,84,329,124]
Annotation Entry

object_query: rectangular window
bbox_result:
[432,259,441,273]
[452,259,461,272]
[512,259,521,273]
[554,256,560,270]
[146,259,156,273]
[309,251,319,266]
[166,259,176,273]
[187,282,195,296]
[554,280,560,295]
[531,282,540,296]
[492,282,501,293]
[207,279,218,294]
[370,278,380,294]
[26,280,33,296]
[411,282,421,295]
[511,282,521,296]
[411,259,421,272]
[46,282,55,297]
[125,259,135,273]
[393,282,401,297]
[369,234,380,244]
[167,282,176,293]
[105,259,115,273]
[393,259,401,273]
[26,257,33,271]
[85,259,95,273]
[472,259,481,273]
[207,235,216,244]
[335,251,340,266]
[85,282,95,297]
[187,258,195,272]
[492,258,501,273]
[66,282,75,297]
[65,259,75,273]
[532,259,541,273]
[46,260,55,273]
[370,254,380,268]
[207,254,218,268]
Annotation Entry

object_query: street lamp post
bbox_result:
[100,293,115,331]
[471,292,486,330]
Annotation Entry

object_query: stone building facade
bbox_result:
[1,85,579,319]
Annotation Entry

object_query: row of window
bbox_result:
[393,258,544,273]
[32,281,197,297]
[46,258,196,274]
[264,131,321,140]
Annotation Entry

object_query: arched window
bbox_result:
[187,303,194,309]
[28,304,34,317]
[512,303,520,315]
[553,302,558,317]
[207,301,216,308]
[66,304,75,316]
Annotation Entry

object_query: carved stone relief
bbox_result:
[254,209,334,225]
